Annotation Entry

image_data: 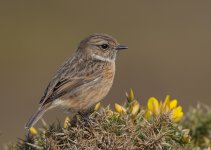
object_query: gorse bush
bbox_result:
[8,90,211,150]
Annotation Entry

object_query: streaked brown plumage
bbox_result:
[25,33,128,129]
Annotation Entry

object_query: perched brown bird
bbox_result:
[25,33,128,129]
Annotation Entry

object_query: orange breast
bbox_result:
[60,62,115,111]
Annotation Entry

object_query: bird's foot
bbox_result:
[78,111,92,126]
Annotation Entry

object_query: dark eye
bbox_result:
[100,44,109,49]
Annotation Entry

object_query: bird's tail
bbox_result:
[25,107,46,129]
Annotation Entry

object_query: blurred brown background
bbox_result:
[1,0,211,147]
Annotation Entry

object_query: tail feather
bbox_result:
[25,107,46,129]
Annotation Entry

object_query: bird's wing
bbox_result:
[39,74,98,106]
[39,70,102,107]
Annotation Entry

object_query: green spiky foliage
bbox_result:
[182,104,211,149]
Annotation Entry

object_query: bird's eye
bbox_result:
[100,44,109,49]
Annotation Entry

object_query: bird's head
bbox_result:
[76,33,128,62]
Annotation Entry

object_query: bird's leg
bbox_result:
[78,110,93,126]
[70,105,96,126]
[70,115,78,127]
[69,111,91,127]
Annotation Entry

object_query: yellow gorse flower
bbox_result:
[171,106,183,122]
[129,100,140,116]
[128,89,134,101]
[94,102,101,111]
[115,103,126,114]
[146,95,183,122]
[147,97,160,115]
[64,116,70,128]
[29,127,38,135]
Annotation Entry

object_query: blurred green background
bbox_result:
[1,0,211,147]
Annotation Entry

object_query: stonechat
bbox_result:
[25,33,128,129]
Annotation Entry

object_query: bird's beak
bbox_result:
[115,44,128,50]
